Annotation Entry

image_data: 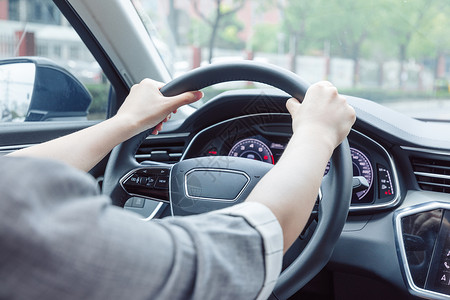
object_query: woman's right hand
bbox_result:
[286,81,356,151]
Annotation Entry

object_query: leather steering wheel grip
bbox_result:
[160,60,309,101]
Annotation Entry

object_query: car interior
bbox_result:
[1,0,449,299]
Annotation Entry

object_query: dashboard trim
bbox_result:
[401,146,450,157]
[350,130,401,212]
[0,144,35,155]
[145,132,190,140]
[414,172,450,181]
[141,202,164,221]
[395,202,450,300]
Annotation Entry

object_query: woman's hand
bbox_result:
[114,79,203,136]
[286,81,356,152]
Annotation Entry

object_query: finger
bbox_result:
[155,81,165,89]
[347,104,356,124]
[286,98,301,116]
[317,81,333,87]
[151,122,164,135]
[139,78,165,91]
[166,91,203,111]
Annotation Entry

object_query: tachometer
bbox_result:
[228,138,274,164]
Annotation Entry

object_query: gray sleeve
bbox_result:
[211,202,283,300]
[0,157,280,300]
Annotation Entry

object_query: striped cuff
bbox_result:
[213,202,283,300]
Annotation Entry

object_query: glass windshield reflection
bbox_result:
[0,62,35,122]
[401,209,443,288]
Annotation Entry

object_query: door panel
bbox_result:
[0,121,100,155]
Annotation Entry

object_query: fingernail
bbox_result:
[193,91,203,100]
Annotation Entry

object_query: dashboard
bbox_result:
[182,113,399,211]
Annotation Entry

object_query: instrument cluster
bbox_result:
[183,114,398,209]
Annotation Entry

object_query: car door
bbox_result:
[0,0,129,179]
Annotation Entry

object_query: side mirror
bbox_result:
[0,57,92,122]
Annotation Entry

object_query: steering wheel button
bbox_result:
[155,176,169,189]
[146,176,156,187]
[137,176,148,185]
[124,175,139,186]
[158,169,169,175]
[131,197,145,208]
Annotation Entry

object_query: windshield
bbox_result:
[132,0,450,121]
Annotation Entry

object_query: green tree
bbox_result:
[280,0,325,72]
[407,1,450,82]
[215,13,244,50]
[380,0,445,89]
[192,0,246,63]
[323,0,382,87]
[251,23,281,53]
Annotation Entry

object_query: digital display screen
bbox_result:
[270,142,286,150]
[269,141,287,164]
[426,210,450,295]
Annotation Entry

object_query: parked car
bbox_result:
[0,0,449,299]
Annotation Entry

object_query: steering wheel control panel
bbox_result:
[120,166,171,203]
[183,114,400,212]
[396,203,450,299]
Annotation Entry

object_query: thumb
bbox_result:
[166,91,203,111]
[286,98,301,116]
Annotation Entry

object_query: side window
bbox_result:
[0,0,109,122]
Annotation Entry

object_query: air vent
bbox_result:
[135,136,187,164]
[411,157,450,194]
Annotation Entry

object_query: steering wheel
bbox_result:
[102,61,353,299]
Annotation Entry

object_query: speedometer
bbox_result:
[325,147,373,201]
[228,138,274,164]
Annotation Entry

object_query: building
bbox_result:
[0,0,100,83]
